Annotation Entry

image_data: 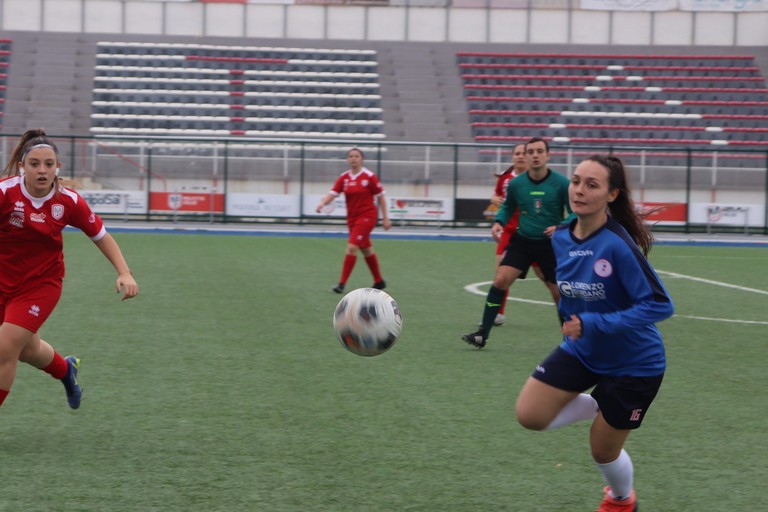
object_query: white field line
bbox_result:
[464,281,553,306]
[656,270,768,297]
[465,270,768,326]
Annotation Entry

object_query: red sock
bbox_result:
[364,253,383,283]
[499,289,509,315]
[340,254,357,285]
[0,389,8,408]
[42,352,69,380]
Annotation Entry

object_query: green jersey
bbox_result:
[494,169,572,240]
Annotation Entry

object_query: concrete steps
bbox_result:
[3,32,95,136]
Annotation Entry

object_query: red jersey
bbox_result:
[495,169,522,232]
[329,167,384,222]
[0,176,105,293]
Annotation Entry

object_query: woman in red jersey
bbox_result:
[0,129,138,412]
[316,148,391,294]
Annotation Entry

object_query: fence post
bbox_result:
[452,143,459,228]
[146,144,152,222]
[299,142,306,225]
[763,151,768,235]
[685,149,693,234]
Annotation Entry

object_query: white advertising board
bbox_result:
[690,203,766,227]
[226,193,300,217]
[81,190,148,215]
[303,195,455,221]
[581,0,678,10]
[304,194,348,219]
[680,0,768,11]
[387,197,454,221]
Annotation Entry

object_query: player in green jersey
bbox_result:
[463,138,572,349]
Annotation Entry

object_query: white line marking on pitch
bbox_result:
[465,274,768,326]
[464,281,552,306]
[656,270,768,297]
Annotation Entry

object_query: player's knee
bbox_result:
[591,444,621,464]
[515,402,549,431]
[492,270,514,289]
[495,276,516,290]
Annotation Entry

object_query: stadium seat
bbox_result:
[457,52,768,148]
[0,39,10,128]
[90,41,385,140]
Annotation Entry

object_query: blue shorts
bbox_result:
[532,346,664,430]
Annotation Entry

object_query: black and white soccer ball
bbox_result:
[333,288,403,357]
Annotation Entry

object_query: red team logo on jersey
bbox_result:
[594,258,613,277]
[10,211,23,227]
[52,204,64,220]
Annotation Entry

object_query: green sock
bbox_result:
[481,286,505,338]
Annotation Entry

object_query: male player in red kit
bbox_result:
[0,129,138,413]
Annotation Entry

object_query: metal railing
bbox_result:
[3,134,765,234]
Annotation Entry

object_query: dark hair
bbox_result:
[2,128,60,178]
[525,137,549,153]
[585,154,653,256]
[347,147,365,159]
[512,143,526,152]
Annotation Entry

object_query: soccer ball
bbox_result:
[333,288,403,357]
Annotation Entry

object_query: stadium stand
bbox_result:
[1,32,767,148]
[0,38,11,131]
[91,42,386,139]
[458,52,768,148]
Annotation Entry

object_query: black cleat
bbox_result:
[462,330,487,349]
[332,283,345,294]
[372,280,386,290]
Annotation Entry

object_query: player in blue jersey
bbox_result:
[514,155,674,512]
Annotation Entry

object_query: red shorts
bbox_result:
[496,226,515,256]
[0,278,62,333]
[348,216,377,249]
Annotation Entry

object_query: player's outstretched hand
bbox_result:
[116,272,139,301]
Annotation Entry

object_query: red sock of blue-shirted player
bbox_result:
[364,254,383,283]
[42,352,69,380]
[340,254,357,285]
[0,389,8,407]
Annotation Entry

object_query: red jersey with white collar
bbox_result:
[495,169,522,232]
[329,167,384,223]
[0,176,106,293]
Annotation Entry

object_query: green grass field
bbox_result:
[2,231,766,511]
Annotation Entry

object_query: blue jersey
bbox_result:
[552,217,674,376]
